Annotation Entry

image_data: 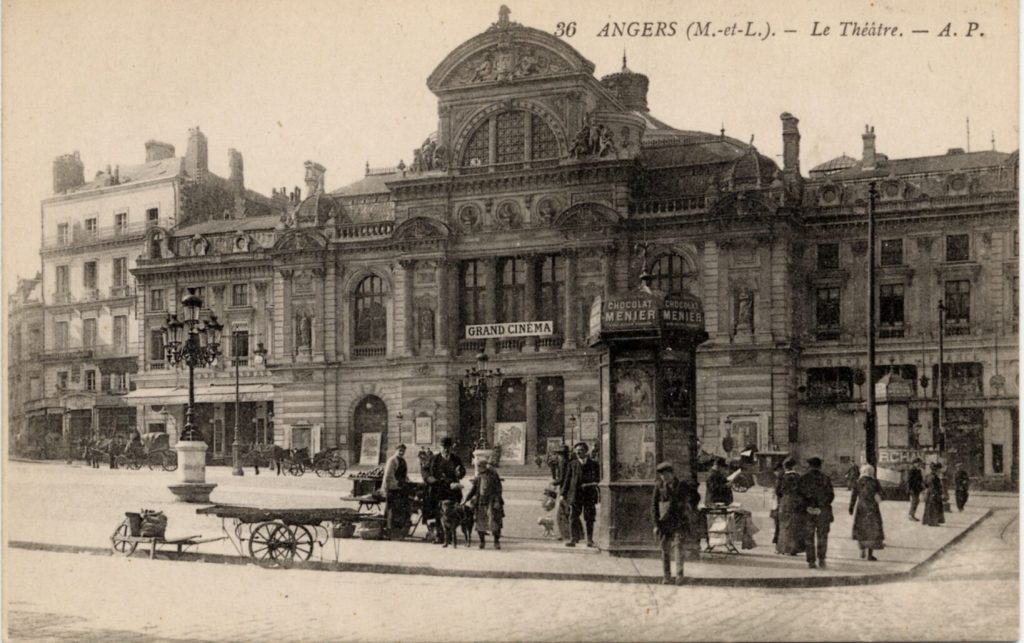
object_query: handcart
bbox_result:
[196,504,363,563]
[703,504,759,554]
[111,510,224,559]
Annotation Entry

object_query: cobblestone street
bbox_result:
[5,461,1018,641]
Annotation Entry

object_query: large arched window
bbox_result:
[353,275,388,356]
[650,254,694,295]
[538,254,564,332]
[460,110,559,172]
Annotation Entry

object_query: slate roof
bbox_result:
[823,150,1011,180]
[331,172,396,197]
[67,157,183,194]
[174,214,279,237]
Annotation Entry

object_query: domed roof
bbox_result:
[292,192,340,228]
[810,155,858,176]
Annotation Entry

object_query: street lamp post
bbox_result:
[938,300,946,452]
[864,181,878,467]
[230,338,267,476]
[462,352,502,461]
[162,287,223,502]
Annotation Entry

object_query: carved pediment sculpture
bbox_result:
[393,216,450,241]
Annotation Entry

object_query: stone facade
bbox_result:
[79,10,1021,482]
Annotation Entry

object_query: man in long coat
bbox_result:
[561,442,600,547]
[464,458,504,549]
[652,462,701,584]
[775,456,806,555]
[954,463,970,512]
[906,458,925,521]
[425,437,466,543]
[549,445,571,540]
[798,456,834,569]
[382,444,410,537]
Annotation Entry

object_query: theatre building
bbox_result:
[127,9,1017,485]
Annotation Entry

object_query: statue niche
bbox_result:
[734,288,754,334]
[294,309,315,351]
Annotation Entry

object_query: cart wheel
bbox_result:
[111,521,137,556]
[273,524,314,561]
[248,522,285,560]
[330,459,347,478]
[114,455,127,469]
[127,456,143,471]
[162,452,178,472]
[314,466,326,478]
[288,463,304,477]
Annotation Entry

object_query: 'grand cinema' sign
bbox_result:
[591,291,705,335]
[465,321,554,339]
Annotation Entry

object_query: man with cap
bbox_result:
[549,444,572,540]
[906,458,925,521]
[561,442,601,547]
[652,461,701,584]
[797,456,834,568]
[425,437,466,543]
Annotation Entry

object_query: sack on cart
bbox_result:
[140,510,167,538]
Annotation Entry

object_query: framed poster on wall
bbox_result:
[580,410,599,440]
[415,416,433,445]
[359,432,382,466]
[494,422,526,465]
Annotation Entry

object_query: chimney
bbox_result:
[185,126,208,180]
[862,125,877,170]
[303,161,326,197]
[52,151,85,194]
[228,148,244,193]
[780,112,800,174]
[145,140,176,162]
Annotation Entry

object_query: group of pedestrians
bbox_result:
[773,456,839,568]
[905,458,971,527]
[382,437,506,549]
[549,443,602,548]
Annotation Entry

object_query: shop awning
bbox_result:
[122,384,274,405]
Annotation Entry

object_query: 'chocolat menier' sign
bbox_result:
[596,292,704,334]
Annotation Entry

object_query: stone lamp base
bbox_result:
[169,440,217,503]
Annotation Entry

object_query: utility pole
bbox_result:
[865,182,878,466]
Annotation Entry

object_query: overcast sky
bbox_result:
[2,0,1018,296]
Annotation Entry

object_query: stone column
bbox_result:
[401,259,416,357]
[525,376,538,459]
[562,250,578,350]
[603,244,617,298]
[523,255,537,352]
[436,259,451,356]
[485,257,498,354]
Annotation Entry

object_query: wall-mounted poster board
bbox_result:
[359,432,382,466]
[415,416,433,445]
[494,422,526,465]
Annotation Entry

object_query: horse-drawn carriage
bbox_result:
[258,445,348,477]
[90,432,177,471]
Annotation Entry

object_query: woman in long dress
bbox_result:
[849,464,885,560]
[774,458,805,555]
[921,462,946,526]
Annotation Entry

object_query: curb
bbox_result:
[8,510,993,589]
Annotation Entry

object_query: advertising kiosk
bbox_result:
[588,275,707,554]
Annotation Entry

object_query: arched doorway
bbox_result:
[353,395,388,465]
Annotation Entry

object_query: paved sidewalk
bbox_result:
[5,460,992,586]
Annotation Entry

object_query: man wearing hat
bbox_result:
[561,442,601,547]
[797,456,834,569]
[706,457,734,506]
[906,458,925,521]
[548,444,572,540]
[425,437,466,543]
[652,462,701,584]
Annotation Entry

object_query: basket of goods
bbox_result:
[349,466,385,496]
[333,523,357,539]
[139,509,168,538]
